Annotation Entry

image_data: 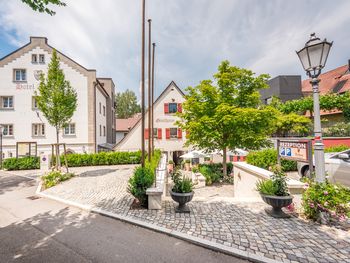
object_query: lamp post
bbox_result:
[0,125,3,169]
[141,0,146,167]
[296,33,333,182]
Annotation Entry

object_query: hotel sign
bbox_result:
[155,118,176,123]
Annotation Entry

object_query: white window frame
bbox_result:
[1,96,14,109]
[2,124,14,137]
[153,128,158,138]
[170,127,178,138]
[64,123,76,136]
[14,69,26,82]
[32,54,38,63]
[32,123,45,137]
[39,54,45,63]
[32,96,38,110]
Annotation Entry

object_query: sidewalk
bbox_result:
[38,166,350,263]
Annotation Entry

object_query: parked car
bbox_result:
[297,149,350,187]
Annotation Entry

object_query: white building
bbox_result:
[114,81,188,164]
[0,37,116,158]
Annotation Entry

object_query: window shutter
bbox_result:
[177,128,182,139]
[144,128,149,139]
[158,128,162,139]
[166,128,170,139]
[177,103,182,113]
[164,103,169,114]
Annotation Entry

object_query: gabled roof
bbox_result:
[116,113,141,132]
[114,81,185,149]
[302,64,350,95]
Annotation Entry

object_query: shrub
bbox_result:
[185,159,191,164]
[323,122,350,137]
[41,171,74,189]
[60,151,142,167]
[198,163,233,185]
[324,145,349,153]
[256,166,289,196]
[3,156,40,170]
[168,160,174,164]
[302,180,350,221]
[127,166,154,207]
[246,149,297,172]
[171,170,193,193]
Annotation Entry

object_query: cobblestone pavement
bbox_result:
[43,166,350,263]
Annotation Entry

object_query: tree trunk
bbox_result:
[223,146,227,178]
[56,127,61,170]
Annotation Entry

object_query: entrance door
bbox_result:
[173,151,184,166]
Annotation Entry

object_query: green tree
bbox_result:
[177,61,277,177]
[21,0,66,15]
[115,89,141,118]
[35,50,77,168]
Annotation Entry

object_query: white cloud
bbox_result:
[1,0,350,98]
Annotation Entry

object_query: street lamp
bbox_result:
[296,33,333,182]
[0,125,3,169]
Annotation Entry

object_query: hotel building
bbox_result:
[0,37,116,158]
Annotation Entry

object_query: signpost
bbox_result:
[277,139,313,176]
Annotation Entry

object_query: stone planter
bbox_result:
[170,190,194,213]
[260,194,293,218]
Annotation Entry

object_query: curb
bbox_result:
[36,189,279,263]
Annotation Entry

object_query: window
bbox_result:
[1,96,13,109]
[39,54,45,63]
[2,124,14,136]
[103,126,106,136]
[169,103,178,113]
[32,123,45,137]
[170,128,178,138]
[99,102,101,114]
[153,128,158,138]
[64,123,76,135]
[32,54,38,63]
[32,96,38,109]
[14,69,26,82]
[100,125,102,136]
[103,105,106,116]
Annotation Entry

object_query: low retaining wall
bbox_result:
[146,154,167,210]
[233,162,305,201]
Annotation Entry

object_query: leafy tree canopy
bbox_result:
[21,0,66,15]
[115,89,141,119]
[177,60,278,176]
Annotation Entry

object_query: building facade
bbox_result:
[0,37,116,158]
[115,113,141,144]
[114,81,188,163]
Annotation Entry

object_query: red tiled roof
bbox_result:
[302,64,350,95]
[115,113,141,132]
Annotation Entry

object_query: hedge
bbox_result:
[246,149,297,172]
[60,151,142,167]
[3,156,40,171]
[198,163,234,185]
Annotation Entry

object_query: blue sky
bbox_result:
[1,0,350,99]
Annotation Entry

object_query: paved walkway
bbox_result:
[41,166,350,263]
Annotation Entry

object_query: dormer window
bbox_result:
[32,54,38,63]
[39,54,45,63]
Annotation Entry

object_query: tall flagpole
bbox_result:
[151,43,156,156]
[148,19,152,162]
[141,0,146,167]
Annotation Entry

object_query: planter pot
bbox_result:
[167,164,174,173]
[185,163,191,171]
[260,194,293,218]
[170,190,194,213]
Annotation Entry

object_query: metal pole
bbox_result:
[311,78,325,182]
[141,0,146,167]
[151,43,156,156]
[148,19,152,162]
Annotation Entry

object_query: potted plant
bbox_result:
[256,166,293,218]
[170,170,194,213]
[184,159,191,171]
[167,160,174,173]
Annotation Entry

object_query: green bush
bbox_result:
[127,166,154,207]
[246,149,297,172]
[324,145,349,153]
[323,122,350,137]
[302,180,350,221]
[198,163,233,185]
[171,170,193,193]
[3,156,40,170]
[41,171,74,189]
[60,151,142,167]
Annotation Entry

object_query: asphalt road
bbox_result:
[0,172,249,263]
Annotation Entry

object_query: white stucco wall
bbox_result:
[0,46,91,157]
[115,82,188,155]
[95,88,107,147]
